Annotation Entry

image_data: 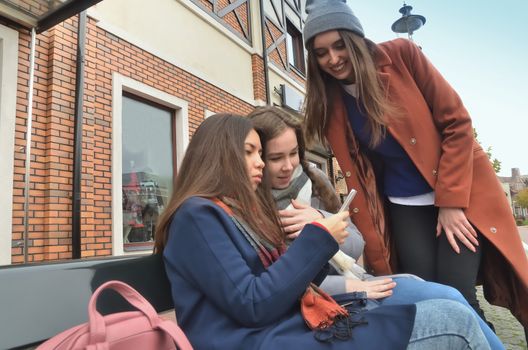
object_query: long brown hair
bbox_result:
[304,30,395,147]
[154,114,283,253]
[248,106,341,212]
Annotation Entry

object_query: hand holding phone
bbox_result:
[338,189,357,213]
[330,189,363,279]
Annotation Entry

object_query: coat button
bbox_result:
[490,227,497,233]
[432,169,437,176]
[410,137,417,145]
[345,171,351,177]
[352,208,360,214]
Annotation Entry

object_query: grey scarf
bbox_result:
[271,170,310,210]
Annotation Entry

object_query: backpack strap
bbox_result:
[157,320,193,350]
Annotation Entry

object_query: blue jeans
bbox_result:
[408,299,490,349]
[379,277,503,350]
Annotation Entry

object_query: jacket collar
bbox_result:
[367,39,392,68]
[367,40,391,95]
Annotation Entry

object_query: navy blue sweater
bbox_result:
[342,91,432,197]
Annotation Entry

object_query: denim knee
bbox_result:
[434,283,465,301]
[408,299,490,350]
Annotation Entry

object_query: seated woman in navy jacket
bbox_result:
[154,114,490,349]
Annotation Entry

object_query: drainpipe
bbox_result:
[258,0,271,104]
[22,28,36,263]
[71,11,86,259]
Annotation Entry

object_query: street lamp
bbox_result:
[391,3,426,40]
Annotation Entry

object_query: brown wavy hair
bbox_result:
[304,30,396,148]
[248,106,341,212]
[154,114,283,253]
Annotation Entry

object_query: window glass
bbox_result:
[122,95,174,251]
[306,151,328,174]
[286,31,295,66]
[308,160,322,169]
[286,19,305,73]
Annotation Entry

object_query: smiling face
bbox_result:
[244,129,265,191]
[264,127,300,190]
[313,30,355,83]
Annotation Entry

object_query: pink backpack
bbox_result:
[36,280,193,350]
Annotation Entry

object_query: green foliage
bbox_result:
[473,128,501,173]
[486,147,502,174]
[516,217,528,226]
[515,188,528,209]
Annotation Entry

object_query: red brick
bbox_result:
[8,14,257,263]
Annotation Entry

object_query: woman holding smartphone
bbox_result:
[249,106,502,348]
[155,113,492,349]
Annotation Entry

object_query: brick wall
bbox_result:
[251,54,266,101]
[217,0,250,41]
[195,0,251,43]
[265,19,286,70]
[10,15,254,263]
[265,18,306,87]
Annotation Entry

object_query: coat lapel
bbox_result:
[373,40,392,95]
[326,88,393,275]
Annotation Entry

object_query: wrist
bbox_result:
[310,221,330,234]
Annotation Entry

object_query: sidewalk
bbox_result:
[477,225,528,349]
[519,226,528,244]
[477,287,527,349]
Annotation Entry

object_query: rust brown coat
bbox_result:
[325,38,528,327]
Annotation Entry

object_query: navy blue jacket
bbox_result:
[163,197,415,349]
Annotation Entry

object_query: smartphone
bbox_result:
[338,189,357,213]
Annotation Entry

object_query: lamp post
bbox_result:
[391,3,426,40]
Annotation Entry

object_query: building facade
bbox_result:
[0,0,340,265]
[500,168,528,219]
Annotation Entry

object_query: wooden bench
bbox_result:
[0,254,174,349]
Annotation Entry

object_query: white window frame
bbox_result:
[0,25,18,265]
[112,73,189,256]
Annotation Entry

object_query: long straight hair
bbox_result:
[304,30,395,147]
[154,114,283,252]
[248,106,341,212]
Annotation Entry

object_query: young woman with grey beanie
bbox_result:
[302,0,528,346]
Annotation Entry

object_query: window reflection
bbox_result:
[122,95,174,251]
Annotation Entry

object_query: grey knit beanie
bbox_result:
[303,0,364,46]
